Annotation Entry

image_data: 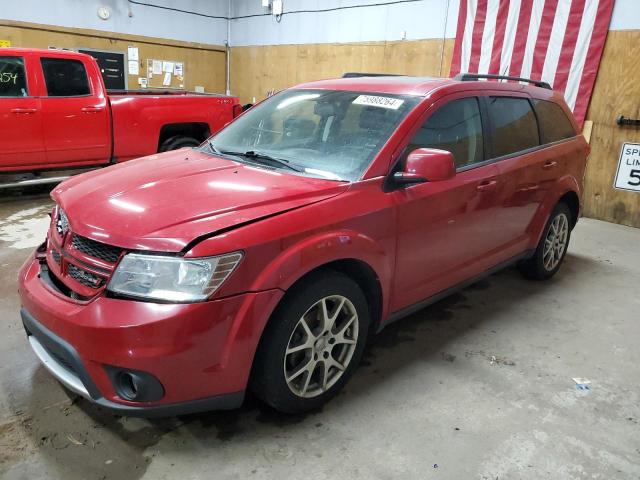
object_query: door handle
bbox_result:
[81,106,104,113]
[542,161,558,170]
[477,180,498,192]
[11,108,37,114]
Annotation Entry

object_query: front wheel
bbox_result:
[250,270,370,413]
[518,202,572,280]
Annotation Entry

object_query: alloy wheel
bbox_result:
[284,295,359,398]
[543,212,569,271]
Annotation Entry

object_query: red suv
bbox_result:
[18,73,588,415]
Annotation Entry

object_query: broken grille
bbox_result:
[71,235,122,264]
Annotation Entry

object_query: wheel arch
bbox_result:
[157,122,211,151]
[558,190,580,228]
[528,175,581,248]
[284,258,384,335]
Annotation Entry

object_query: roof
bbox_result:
[294,76,455,96]
[0,47,92,60]
[293,74,558,98]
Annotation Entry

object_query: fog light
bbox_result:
[105,366,164,402]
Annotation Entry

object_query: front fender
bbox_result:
[250,229,391,303]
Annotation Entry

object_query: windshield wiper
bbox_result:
[206,142,247,162]
[205,143,303,173]
[232,150,304,173]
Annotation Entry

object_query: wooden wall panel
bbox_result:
[582,30,640,227]
[0,21,227,94]
[230,38,454,104]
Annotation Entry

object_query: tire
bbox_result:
[159,135,200,152]
[518,202,572,280]
[250,270,370,413]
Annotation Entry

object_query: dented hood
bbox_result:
[52,149,347,252]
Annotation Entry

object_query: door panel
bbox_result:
[38,57,111,166]
[0,55,45,170]
[392,163,502,311]
[390,94,503,312]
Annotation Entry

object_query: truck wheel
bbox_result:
[250,270,370,413]
[518,202,572,281]
[159,135,200,152]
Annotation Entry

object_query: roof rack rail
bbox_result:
[454,73,552,90]
[342,72,405,78]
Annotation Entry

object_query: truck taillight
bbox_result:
[233,104,242,118]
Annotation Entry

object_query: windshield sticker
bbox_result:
[353,95,405,110]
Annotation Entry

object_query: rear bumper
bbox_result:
[18,253,283,416]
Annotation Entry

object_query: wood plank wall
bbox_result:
[232,31,640,227]
[0,20,227,94]
[230,39,454,103]
[582,30,640,227]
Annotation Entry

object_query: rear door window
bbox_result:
[41,58,91,97]
[407,97,484,169]
[533,99,576,144]
[0,56,28,97]
[487,97,539,158]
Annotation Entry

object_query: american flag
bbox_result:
[450,0,616,126]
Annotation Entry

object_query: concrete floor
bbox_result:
[0,189,639,480]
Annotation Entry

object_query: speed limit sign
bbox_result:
[614,143,640,192]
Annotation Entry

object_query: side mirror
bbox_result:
[393,148,456,186]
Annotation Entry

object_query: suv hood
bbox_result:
[52,149,347,252]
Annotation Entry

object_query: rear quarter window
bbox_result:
[533,99,576,144]
[488,97,539,158]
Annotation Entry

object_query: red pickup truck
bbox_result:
[0,48,240,186]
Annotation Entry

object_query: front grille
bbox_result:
[68,264,104,289]
[71,235,122,263]
[51,249,61,266]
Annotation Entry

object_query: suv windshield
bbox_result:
[205,89,420,181]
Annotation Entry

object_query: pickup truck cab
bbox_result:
[18,74,588,415]
[0,48,240,184]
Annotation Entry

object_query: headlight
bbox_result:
[107,252,242,302]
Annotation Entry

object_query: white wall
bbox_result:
[230,0,640,47]
[1,0,639,48]
[230,0,459,46]
[0,0,230,45]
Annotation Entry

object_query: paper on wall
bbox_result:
[174,62,183,76]
[162,71,171,86]
[152,60,162,75]
[162,61,174,73]
[127,46,139,61]
[138,77,148,88]
[128,60,139,75]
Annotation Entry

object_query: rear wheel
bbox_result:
[250,270,369,413]
[518,202,572,280]
[159,135,200,152]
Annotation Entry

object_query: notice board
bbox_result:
[146,58,185,90]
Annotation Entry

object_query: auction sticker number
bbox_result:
[0,73,18,85]
[353,95,404,110]
[614,143,640,192]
